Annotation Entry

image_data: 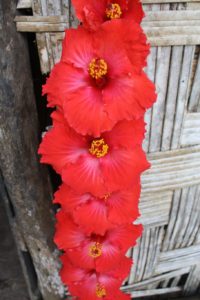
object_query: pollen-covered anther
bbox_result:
[106,3,122,19]
[96,284,107,298]
[88,58,108,80]
[89,242,102,258]
[89,138,109,158]
[102,193,111,201]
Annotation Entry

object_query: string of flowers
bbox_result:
[38,1,156,299]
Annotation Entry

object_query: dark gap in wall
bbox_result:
[26,31,61,192]
[21,250,43,300]
[0,170,16,218]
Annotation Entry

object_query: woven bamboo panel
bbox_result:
[16,0,200,298]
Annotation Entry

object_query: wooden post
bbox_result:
[0,1,64,299]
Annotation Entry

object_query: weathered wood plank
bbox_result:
[0,187,31,300]
[0,1,64,299]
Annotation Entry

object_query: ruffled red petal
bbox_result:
[60,257,132,299]
[72,0,144,31]
[103,71,156,121]
[53,183,141,234]
[122,0,145,23]
[63,86,113,137]
[39,113,147,196]
[53,184,91,212]
[38,0,156,296]
[38,121,87,174]
[102,146,150,193]
[107,186,141,225]
[61,27,94,69]
[54,211,86,249]
[62,154,106,196]
[97,20,149,72]
[73,199,110,235]
[55,212,139,273]
[72,0,107,31]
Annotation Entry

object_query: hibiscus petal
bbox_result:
[62,154,108,197]
[62,27,94,69]
[96,242,124,272]
[60,256,90,283]
[38,123,87,174]
[54,212,86,249]
[108,224,143,252]
[66,245,95,270]
[124,0,145,23]
[133,71,157,110]
[100,20,149,72]
[63,85,113,137]
[72,0,107,30]
[53,184,91,212]
[61,258,132,299]
[103,75,145,121]
[43,62,88,109]
[73,199,110,235]
[103,118,145,149]
[108,187,141,224]
[102,146,150,192]
[107,256,132,281]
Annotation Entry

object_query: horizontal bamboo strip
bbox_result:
[122,267,190,291]
[142,145,200,192]
[143,0,200,2]
[14,12,200,45]
[136,191,172,227]
[144,10,200,21]
[17,0,31,8]
[156,245,200,274]
[17,0,200,9]
[130,286,182,297]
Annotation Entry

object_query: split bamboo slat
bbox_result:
[15,0,200,299]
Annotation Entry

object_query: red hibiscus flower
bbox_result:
[43,23,156,136]
[38,111,150,197]
[54,211,142,272]
[60,257,131,300]
[54,183,141,235]
[71,0,144,30]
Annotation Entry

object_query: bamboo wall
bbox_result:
[14,0,200,299]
